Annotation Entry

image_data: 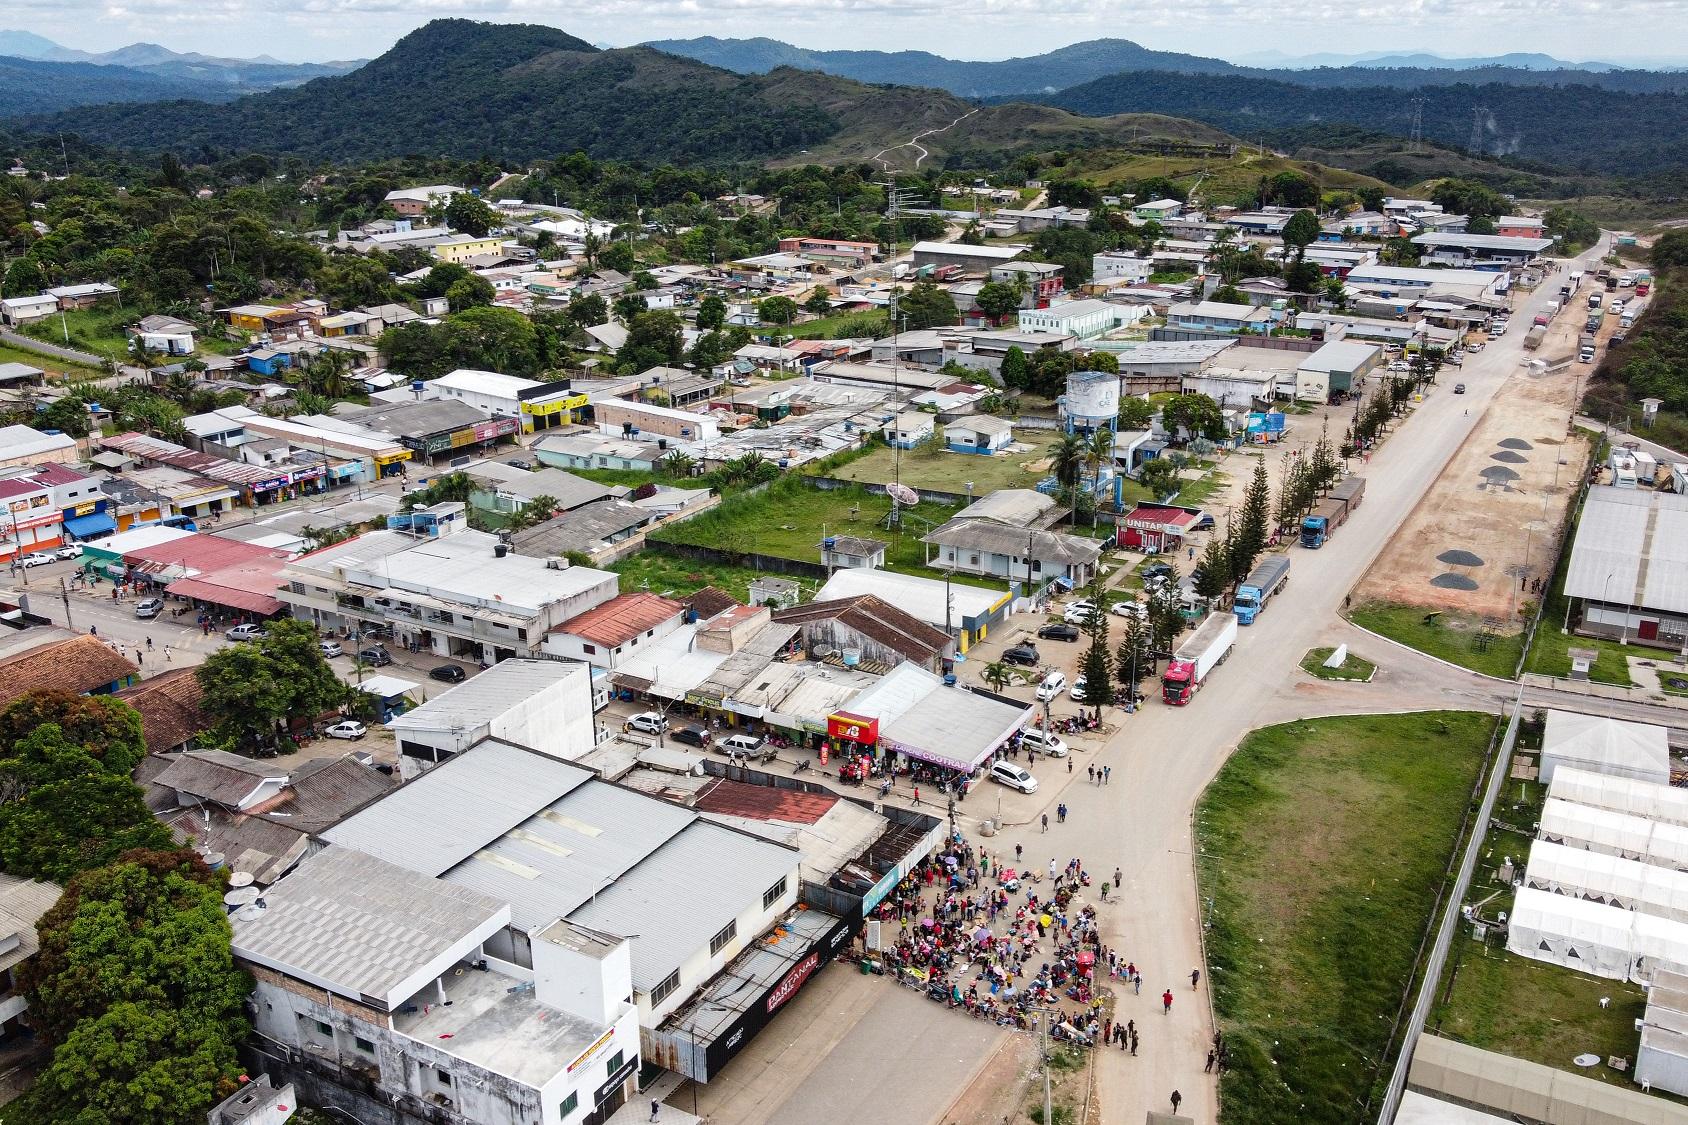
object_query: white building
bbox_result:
[275,520,619,663]
[944,416,1015,455]
[884,411,936,449]
[543,591,686,670]
[1092,252,1153,286]
[388,658,597,773]
[0,295,57,326]
[429,369,585,434]
[1016,299,1144,340]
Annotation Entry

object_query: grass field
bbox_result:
[0,342,101,378]
[1431,947,1646,1089]
[823,442,1047,496]
[1196,711,1494,1124]
[783,310,888,340]
[611,547,796,603]
[1300,647,1376,681]
[1522,486,1633,686]
[1348,602,1523,680]
[18,306,244,360]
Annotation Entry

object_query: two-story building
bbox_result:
[1017,299,1144,340]
[431,235,507,264]
[429,369,588,434]
[1092,252,1153,287]
[275,513,620,664]
[1165,300,1276,334]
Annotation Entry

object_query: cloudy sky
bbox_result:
[6,2,1685,67]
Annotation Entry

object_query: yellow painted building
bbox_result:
[430,236,504,264]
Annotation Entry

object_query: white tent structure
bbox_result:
[1525,839,1688,924]
[1508,887,1688,982]
[1540,709,1670,786]
[1550,766,1688,828]
[1636,969,1688,1097]
[1539,798,1688,872]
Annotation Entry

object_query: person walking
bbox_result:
[1100,882,1109,901]
[1067,758,1073,773]
[1130,1029,1138,1056]
[1191,967,1201,990]
[650,1098,661,1121]
[912,786,920,806]
[1041,813,1049,834]
[1113,866,1122,887]
[1015,843,1023,864]
[145,636,153,651]
[1170,1090,1182,1114]
[1103,765,1111,784]
[1206,1048,1217,1073]
[1048,858,1057,880]
[1133,972,1142,995]
[1087,764,1095,784]
[1162,988,1173,1014]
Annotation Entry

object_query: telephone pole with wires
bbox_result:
[1467,107,1489,155]
[877,175,921,522]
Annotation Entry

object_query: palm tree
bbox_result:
[981,662,1021,695]
[661,451,697,478]
[1083,429,1115,525]
[581,232,603,273]
[1050,433,1087,514]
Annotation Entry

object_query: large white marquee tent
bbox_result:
[1550,766,1688,829]
[1540,709,1670,786]
[1525,839,1688,925]
[1507,886,1688,982]
[1539,798,1688,872]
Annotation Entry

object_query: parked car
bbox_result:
[1035,671,1067,702]
[358,646,392,666]
[670,725,711,748]
[1002,642,1040,667]
[429,664,466,683]
[324,720,367,740]
[721,733,772,760]
[318,640,343,658]
[1037,622,1080,642]
[1443,355,1463,368]
[134,597,164,620]
[1454,383,1467,395]
[1069,676,1091,702]
[55,544,82,560]
[989,761,1038,794]
[1467,341,1485,352]
[625,711,668,735]
[1141,562,1175,582]
[1387,360,1411,373]
[226,623,267,641]
[17,552,55,568]
[1019,728,1068,757]
[505,458,532,470]
[1191,515,1216,532]
[1111,599,1147,620]
[1063,600,1097,625]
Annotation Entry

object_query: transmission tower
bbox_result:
[1467,107,1489,155]
[877,175,921,516]
[1408,99,1424,153]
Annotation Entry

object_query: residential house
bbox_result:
[990,261,1065,305]
[431,235,507,264]
[0,874,62,1043]
[1092,252,1153,287]
[0,363,44,388]
[463,463,624,520]
[944,415,1015,455]
[129,314,196,355]
[0,294,57,326]
[1132,199,1183,221]
[883,411,935,449]
[772,593,952,671]
[592,398,720,444]
[0,424,77,470]
[922,518,1101,588]
[532,430,664,473]
[1166,301,1275,334]
[777,237,878,266]
[45,282,118,310]
[383,184,465,216]
[813,567,1011,652]
[0,634,137,706]
[510,500,661,561]
[817,535,886,570]
[114,667,211,754]
[1497,215,1547,238]
[544,591,685,669]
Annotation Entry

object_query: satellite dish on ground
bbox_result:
[887,483,919,507]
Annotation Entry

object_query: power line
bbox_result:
[1467,106,1489,156]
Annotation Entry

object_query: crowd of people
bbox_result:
[860,833,1180,1058]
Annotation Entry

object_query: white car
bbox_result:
[1387,360,1411,373]
[1063,600,1097,625]
[318,640,344,658]
[989,761,1038,794]
[1019,728,1068,758]
[625,712,668,735]
[1034,671,1066,702]
[1069,677,1092,702]
[324,720,366,740]
[226,623,267,641]
[55,544,83,560]
[17,552,55,568]
[1110,599,1147,620]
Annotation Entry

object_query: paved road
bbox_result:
[0,326,145,380]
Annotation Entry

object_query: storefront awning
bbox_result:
[63,512,116,539]
[165,576,284,616]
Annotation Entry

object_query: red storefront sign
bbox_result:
[826,712,878,745]
[766,951,820,1015]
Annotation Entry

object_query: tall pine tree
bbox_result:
[1079,576,1113,719]
[1235,457,1271,576]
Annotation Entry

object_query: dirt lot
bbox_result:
[1354,328,1591,626]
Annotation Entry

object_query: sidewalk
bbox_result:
[1520,670,1688,709]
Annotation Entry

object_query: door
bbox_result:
[1639,619,1660,641]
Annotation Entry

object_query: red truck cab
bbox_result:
[1161,661,1195,705]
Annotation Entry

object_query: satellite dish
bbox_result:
[887,483,919,507]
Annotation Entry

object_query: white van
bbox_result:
[1035,671,1066,702]
[989,761,1038,794]
[720,733,765,756]
[1019,728,1069,757]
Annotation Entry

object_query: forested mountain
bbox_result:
[646,36,1237,95]
[1039,71,1688,176]
[0,55,244,115]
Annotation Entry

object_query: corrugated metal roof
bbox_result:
[568,820,799,991]
[1566,486,1688,614]
[388,660,589,741]
[320,741,595,876]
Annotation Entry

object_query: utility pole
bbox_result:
[59,577,72,631]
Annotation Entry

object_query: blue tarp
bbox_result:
[63,512,116,539]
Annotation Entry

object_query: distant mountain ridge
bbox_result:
[1236,48,1629,71]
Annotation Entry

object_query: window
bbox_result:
[606,1050,624,1076]
[710,921,737,955]
[651,970,680,1006]
[354,1036,374,1054]
[436,1068,452,1086]
[560,1091,579,1117]
[582,643,596,654]
[311,1019,331,1036]
[763,877,788,910]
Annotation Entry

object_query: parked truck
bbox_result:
[1524,325,1547,350]
[1233,555,1291,625]
[1161,612,1238,705]
[1330,475,1366,513]
[1300,499,1348,548]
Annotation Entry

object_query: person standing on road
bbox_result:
[1087,764,1095,783]
[1048,858,1057,880]
[1114,866,1122,887]
[1206,1048,1217,1073]
[1015,843,1024,864]
[1162,988,1173,1013]
[1191,967,1201,990]
[1170,1090,1182,1114]
[1041,813,1048,833]
[1103,765,1111,784]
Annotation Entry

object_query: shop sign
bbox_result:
[685,691,721,708]
[568,1028,615,1074]
[766,952,820,1015]
[73,501,98,516]
[595,1056,638,1105]
[255,477,289,492]
[826,712,878,744]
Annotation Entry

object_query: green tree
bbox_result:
[1139,456,1181,499]
[759,296,799,325]
[444,193,499,238]
[1234,458,1271,578]
[1049,433,1087,511]
[195,619,350,752]
[1321,276,1350,311]
[1307,418,1342,494]
[696,293,726,330]
[999,345,1029,390]
[1117,612,1155,687]
[1087,351,1119,374]
[1276,456,1309,535]
[1191,534,1231,601]
[804,286,832,315]
[1211,282,1247,304]
[1651,230,1688,273]
[1118,396,1155,430]
[444,275,495,312]
[613,293,648,326]
[1078,577,1112,719]
[981,662,1021,695]
[319,254,398,310]
[1281,210,1321,258]
[975,281,1021,323]
[0,690,145,775]
[440,306,542,375]
[0,756,170,884]
[900,281,959,330]
[616,309,685,373]
[598,240,636,273]
[4,256,46,295]
[1161,393,1227,442]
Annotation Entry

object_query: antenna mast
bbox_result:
[878,174,919,525]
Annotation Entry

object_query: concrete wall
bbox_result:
[637,865,799,1026]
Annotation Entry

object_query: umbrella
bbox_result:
[973,926,992,942]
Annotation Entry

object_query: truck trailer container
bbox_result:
[1330,475,1366,512]
[1300,498,1348,548]
[1524,325,1547,350]
[1161,612,1238,705]
[1233,555,1291,625]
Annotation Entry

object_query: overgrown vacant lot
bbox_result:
[1196,711,1494,1123]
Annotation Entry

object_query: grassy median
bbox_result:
[1195,711,1495,1124]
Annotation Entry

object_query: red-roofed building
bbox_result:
[1117,503,1203,553]
[544,591,684,669]
[694,778,838,824]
